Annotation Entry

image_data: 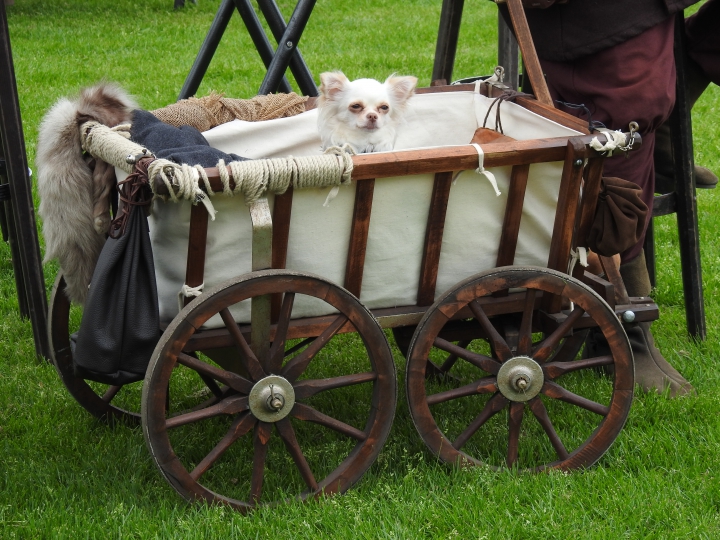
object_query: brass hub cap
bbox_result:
[496,356,544,402]
[248,375,296,422]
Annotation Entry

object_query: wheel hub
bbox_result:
[249,375,296,422]
[496,356,544,402]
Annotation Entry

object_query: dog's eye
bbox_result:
[379,105,389,111]
[349,103,363,111]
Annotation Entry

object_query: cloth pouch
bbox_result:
[587,176,648,257]
[73,161,162,385]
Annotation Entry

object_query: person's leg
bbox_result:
[654,55,716,190]
[619,251,694,396]
[655,2,720,190]
[539,19,693,396]
[540,18,676,262]
[686,0,720,85]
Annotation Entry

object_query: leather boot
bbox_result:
[619,252,694,397]
[654,56,717,191]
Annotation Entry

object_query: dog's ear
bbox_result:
[385,75,418,107]
[319,71,349,101]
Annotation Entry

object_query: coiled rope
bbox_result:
[81,120,355,210]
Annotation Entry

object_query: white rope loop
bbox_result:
[471,143,501,196]
[178,282,204,312]
[589,128,627,157]
[568,246,589,277]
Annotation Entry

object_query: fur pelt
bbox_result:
[37,83,137,304]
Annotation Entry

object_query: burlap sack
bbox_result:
[151,92,308,132]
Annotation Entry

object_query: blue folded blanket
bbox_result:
[130,108,246,167]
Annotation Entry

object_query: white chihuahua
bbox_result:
[316,71,418,153]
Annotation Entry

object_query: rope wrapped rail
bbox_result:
[148,150,354,206]
[81,120,354,206]
[79,120,642,206]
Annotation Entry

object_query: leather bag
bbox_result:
[73,159,162,385]
[587,176,649,257]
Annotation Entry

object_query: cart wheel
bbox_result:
[48,272,142,424]
[406,266,633,471]
[142,270,396,510]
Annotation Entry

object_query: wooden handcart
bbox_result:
[45,75,656,511]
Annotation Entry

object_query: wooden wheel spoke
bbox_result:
[546,329,589,364]
[165,395,249,429]
[453,393,509,450]
[433,337,500,374]
[276,418,319,491]
[292,403,367,441]
[189,412,257,481]
[177,351,253,394]
[284,337,316,358]
[219,308,267,382]
[250,422,272,504]
[101,385,122,403]
[469,300,512,361]
[542,380,610,416]
[438,339,470,372]
[533,306,586,363]
[198,373,224,399]
[544,355,614,379]
[183,387,232,414]
[518,289,537,356]
[426,376,497,405]
[293,372,377,400]
[528,397,569,460]
[268,292,296,373]
[507,402,525,467]
[281,314,348,382]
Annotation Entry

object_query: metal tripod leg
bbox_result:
[0,2,50,359]
[179,0,293,100]
[257,0,317,96]
[258,0,317,95]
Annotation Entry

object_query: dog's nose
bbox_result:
[366,112,378,122]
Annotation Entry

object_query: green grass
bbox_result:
[2,0,720,538]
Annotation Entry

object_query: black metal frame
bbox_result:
[432,0,519,89]
[644,14,706,339]
[1,2,50,359]
[178,0,318,100]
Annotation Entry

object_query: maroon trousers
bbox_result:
[540,19,676,263]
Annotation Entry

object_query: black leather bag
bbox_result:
[73,160,162,385]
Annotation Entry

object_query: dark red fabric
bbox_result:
[519,0,698,62]
[588,177,649,257]
[539,19,676,263]
[686,0,720,84]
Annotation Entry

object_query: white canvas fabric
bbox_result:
[145,89,582,326]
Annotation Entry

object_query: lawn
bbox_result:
[1,0,719,538]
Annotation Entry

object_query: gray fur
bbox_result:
[37,83,137,304]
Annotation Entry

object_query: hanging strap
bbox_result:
[471,143,501,196]
[568,247,589,276]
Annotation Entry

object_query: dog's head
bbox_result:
[318,72,417,131]
[317,71,417,152]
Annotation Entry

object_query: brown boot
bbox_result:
[620,252,694,397]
